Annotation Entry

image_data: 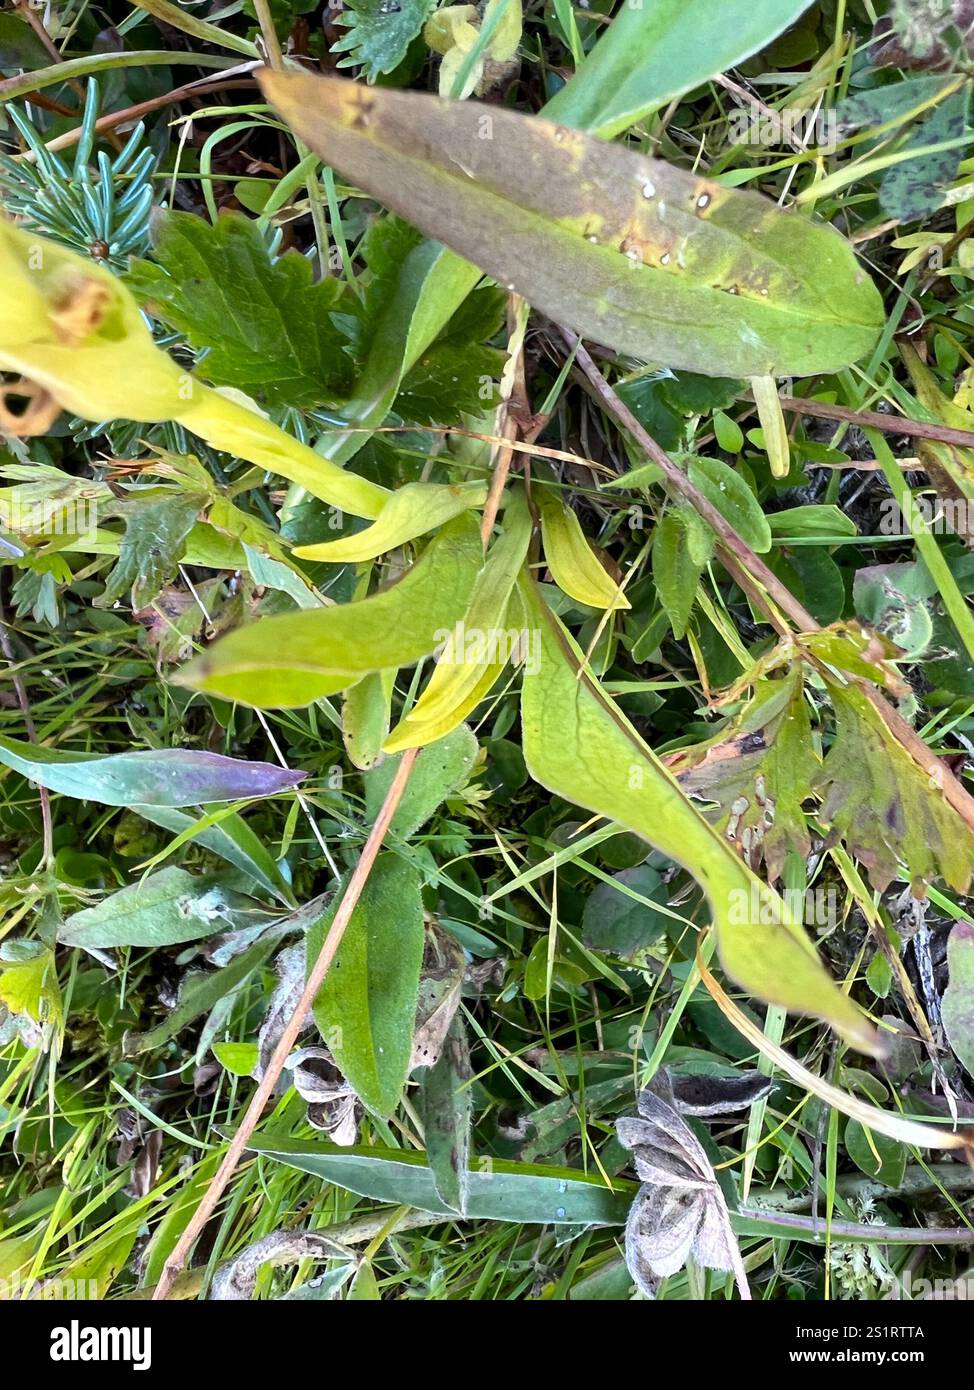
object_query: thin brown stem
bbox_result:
[777,394,974,449]
[152,744,420,1299]
[565,332,974,838]
[252,0,285,71]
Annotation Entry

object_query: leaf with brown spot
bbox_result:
[670,671,817,881]
[258,69,884,381]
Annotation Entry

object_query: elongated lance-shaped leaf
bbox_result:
[544,0,816,140]
[259,71,884,380]
[384,488,533,750]
[177,513,484,708]
[310,853,426,1118]
[293,481,487,563]
[0,219,387,518]
[517,577,880,1055]
[0,735,305,806]
[538,488,630,610]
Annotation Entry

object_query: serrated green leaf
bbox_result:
[333,0,436,81]
[127,211,353,411]
[673,672,817,882]
[816,681,974,893]
[260,70,883,379]
[310,854,425,1117]
[96,493,202,609]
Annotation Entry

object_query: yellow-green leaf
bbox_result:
[293,481,487,563]
[0,218,387,519]
[385,489,532,750]
[538,488,630,611]
[259,70,884,380]
[518,576,880,1055]
[177,513,483,708]
[343,671,395,770]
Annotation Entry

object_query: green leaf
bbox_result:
[685,455,772,553]
[543,0,817,139]
[366,724,479,840]
[845,1120,908,1188]
[943,920,974,1079]
[767,505,857,540]
[853,562,934,660]
[652,511,703,640]
[59,867,246,950]
[816,681,974,893]
[96,494,202,609]
[260,71,884,380]
[213,1041,259,1077]
[879,88,970,223]
[127,211,353,411]
[395,288,506,423]
[0,736,306,806]
[244,1135,635,1225]
[177,513,483,708]
[517,576,879,1054]
[418,1015,472,1215]
[333,0,436,80]
[0,13,57,69]
[316,231,483,471]
[310,854,426,1117]
[342,672,394,771]
[581,865,669,959]
[293,481,487,563]
[133,804,294,903]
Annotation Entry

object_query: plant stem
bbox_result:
[152,744,420,1299]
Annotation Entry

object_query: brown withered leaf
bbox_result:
[616,1072,762,1298]
[816,680,974,894]
[669,671,817,880]
[210,1229,351,1301]
[284,1046,361,1146]
[410,919,466,1071]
